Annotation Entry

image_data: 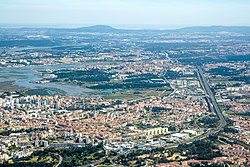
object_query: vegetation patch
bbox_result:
[197,116,220,128]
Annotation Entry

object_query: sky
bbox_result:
[0,0,250,28]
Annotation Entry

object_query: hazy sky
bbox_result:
[0,0,250,28]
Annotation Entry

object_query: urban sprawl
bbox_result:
[0,26,249,166]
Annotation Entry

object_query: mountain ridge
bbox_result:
[1,25,250,34]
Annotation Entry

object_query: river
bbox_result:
[0,64,95,96]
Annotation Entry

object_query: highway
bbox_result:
[197,67,227,129]
[161,67,227,147]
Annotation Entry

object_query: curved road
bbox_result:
[54,154,63,167]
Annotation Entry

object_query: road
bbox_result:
[197,67,227,129]
[54,154,63,167]
[162,67,227,147]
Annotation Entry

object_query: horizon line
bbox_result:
[1,23,250,30]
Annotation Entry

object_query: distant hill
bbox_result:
[1,25,250,34]
[66,25,250,34]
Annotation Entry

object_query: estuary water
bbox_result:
[0,64,94,96]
